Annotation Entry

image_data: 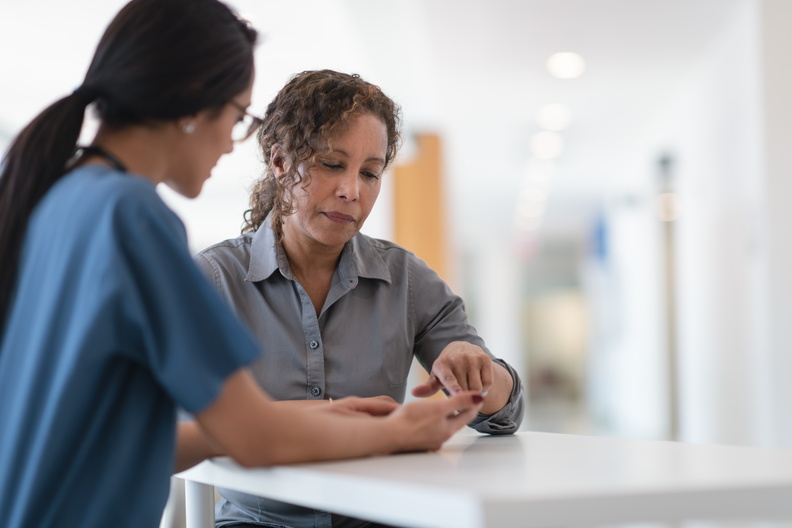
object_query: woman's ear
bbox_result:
[270,144,288,177]
[176,115,199,135]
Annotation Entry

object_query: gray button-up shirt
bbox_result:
[194,218,525,528]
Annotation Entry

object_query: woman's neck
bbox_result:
[282,236,342,315]
[281,233,341,280]
[88,125,173,184]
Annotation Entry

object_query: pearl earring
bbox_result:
[182,122,196,134]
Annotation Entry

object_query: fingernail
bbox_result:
[471,394,484,404]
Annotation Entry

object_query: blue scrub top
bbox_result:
[0,166,261,527]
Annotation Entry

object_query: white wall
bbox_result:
[623,0,792,447]
[588,195,667,439]
[755,0,792,448]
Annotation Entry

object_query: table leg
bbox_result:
[159,477,185,528]
[183,479,215,528]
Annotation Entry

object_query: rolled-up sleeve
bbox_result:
[468,358,525,434]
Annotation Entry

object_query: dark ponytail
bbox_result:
[0,93,89,330]
[0,0,257,330]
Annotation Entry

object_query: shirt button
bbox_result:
[310,386,322,397]
[309,340,319,349]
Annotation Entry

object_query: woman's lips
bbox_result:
[324,212,355,223]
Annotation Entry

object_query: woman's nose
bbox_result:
[336,170,359,200]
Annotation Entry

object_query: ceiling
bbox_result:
[230,0,743,249]
[0,0,743,253]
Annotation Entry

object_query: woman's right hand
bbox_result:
[385,392,484,453]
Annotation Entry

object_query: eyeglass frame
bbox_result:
[229,100,264,143]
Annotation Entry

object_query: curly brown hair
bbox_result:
[242,70,402,240]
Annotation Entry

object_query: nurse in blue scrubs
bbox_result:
[0,2,484,527]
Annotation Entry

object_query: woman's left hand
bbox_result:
[411,342,513,416]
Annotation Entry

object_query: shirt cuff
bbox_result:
[468,358,526,435]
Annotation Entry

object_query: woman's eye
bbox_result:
[363,172,380,180]
[322,162,343,170]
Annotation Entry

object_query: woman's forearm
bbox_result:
[175,421,223,473]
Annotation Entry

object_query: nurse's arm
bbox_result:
[175,368,482,472]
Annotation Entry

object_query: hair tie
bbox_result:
[72,85,98,105]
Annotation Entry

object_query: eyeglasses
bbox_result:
[229,100,263,143]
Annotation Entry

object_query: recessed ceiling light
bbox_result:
[515,213,543,232]
[536,104,573,131]
[546,52,586,79]
[520,186,548,203]
[530,131,565,159]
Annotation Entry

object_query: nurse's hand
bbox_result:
[321,395,398,417]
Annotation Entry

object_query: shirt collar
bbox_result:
[245,214,281,282]
[245,213,392,285]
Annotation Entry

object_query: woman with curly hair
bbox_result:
[195,69,525,528]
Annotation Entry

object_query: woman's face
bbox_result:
[280,112,388,252]
[166,82,254,198]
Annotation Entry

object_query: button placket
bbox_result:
[296,280,325,400]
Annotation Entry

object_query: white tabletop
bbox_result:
[176,431,792,528]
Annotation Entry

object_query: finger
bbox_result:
[443,392,485,422]
[464,370,484,394]
[410,376,443,398]
[438,372,463,394]
[447,403,482,430]
[323,405,366,417]
[339,397,399,416]
[479,360,494,392]
[462,355,494,394]
[441,391,484,415]
[356,400,399,416]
